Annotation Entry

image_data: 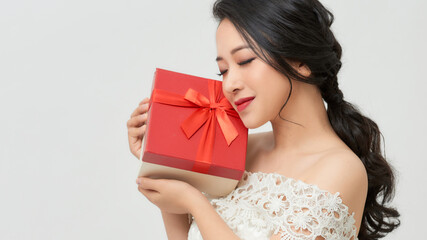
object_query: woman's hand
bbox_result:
[127,97,150,159]
[136,177,205,215]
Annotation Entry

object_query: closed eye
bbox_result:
[217,57,256,76]
[238,57,256,66]
[217,69,228,77]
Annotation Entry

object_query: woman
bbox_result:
[127,0,400,239]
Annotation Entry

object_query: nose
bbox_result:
[222,69,243,95]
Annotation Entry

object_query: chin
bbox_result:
[241,118,267,129]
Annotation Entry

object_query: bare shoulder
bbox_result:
[306,148,368,194]
[270,148,367,239]
[303,148,368,234]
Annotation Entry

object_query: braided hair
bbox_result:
[213,0,401,239]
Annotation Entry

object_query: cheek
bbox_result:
[267,81,290,107]
[259,76,291,115]
[222,87,235,107]
[222,86,228,100]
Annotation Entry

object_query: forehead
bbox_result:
[216,18,247,53]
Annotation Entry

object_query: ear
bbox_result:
[289,60,311,78]
[297,62,311,77]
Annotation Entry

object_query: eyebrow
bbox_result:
[216,45,250,62]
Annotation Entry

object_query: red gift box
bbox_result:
[137,68,248,197]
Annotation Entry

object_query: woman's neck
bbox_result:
[269,81,339,156]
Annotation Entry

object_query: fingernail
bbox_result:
[136,179,140,185]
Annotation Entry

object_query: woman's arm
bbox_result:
[137,177,240,240]
[161,211,190,240]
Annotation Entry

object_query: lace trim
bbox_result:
[208,170,358,240]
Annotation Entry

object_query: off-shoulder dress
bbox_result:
[187,170,358,240]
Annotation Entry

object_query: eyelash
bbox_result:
[217,57,256,76]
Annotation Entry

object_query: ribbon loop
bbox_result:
[181,108,210,139]
[184,88,210,107]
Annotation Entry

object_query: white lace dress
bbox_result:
[188,170,358,240]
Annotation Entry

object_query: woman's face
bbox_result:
[215,18,291,129]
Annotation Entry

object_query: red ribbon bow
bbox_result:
[151,80,239,173]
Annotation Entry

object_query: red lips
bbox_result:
[234,97,255,112]
[234,97,255,106]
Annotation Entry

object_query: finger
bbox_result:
[137,177,163,191]
[128,124,147,138]
[139,97,150,105]
[137,179,160,197]
[138,186,159,203]
[131,103,150,118]
[128,130,143,158]
[127,113,148,128]
[129,144,141,159]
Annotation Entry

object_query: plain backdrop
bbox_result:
[0,0,426,239]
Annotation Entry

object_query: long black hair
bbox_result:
[213,0,400,239]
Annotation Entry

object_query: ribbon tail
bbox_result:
[192,112,216,174]
[216,109,239,146]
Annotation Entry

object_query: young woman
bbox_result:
[127,0,400,239]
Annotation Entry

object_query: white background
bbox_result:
[0,0,425,239]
